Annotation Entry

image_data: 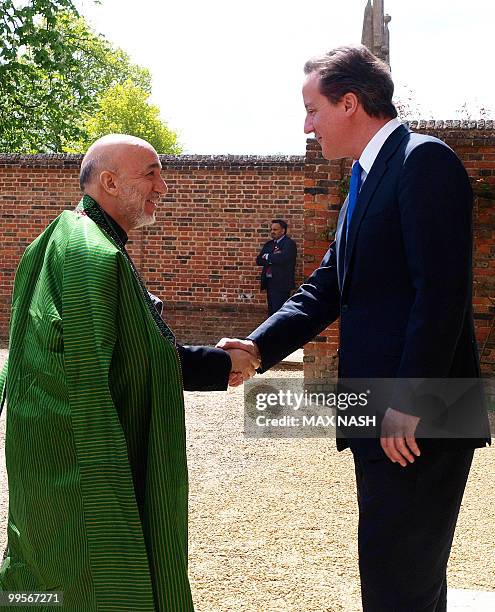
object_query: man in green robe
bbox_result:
[0,135,258,611]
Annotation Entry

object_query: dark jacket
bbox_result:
[148,292,230,391]
[249,125,490,455]
[256,235,297,291]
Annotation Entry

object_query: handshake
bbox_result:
[216,338,260,387]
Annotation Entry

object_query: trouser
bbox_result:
[266,287,290,316]
[352,447,474,612]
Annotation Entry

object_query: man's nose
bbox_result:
[156,175,168,194]
[304,115,313,135]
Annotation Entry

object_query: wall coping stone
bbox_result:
[306,121,495,148]
[0,153,305,170]
[404,119,494,130]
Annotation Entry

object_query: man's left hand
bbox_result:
[380,408,421,467]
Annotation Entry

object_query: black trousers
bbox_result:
[267,287,290,316]
[352,448,474,612]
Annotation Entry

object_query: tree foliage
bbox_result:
[0,0,77,67]
[79,81,182,154]
[0,2,155,152]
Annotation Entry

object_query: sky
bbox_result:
[76,0,495,155]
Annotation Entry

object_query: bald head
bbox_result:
[79,134,167,233]
[79,134,157,190]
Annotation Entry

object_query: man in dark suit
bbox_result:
[256,219,297,315]
[219,46,490,611]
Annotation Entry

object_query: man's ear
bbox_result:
[342,92,359,116]
[99,170,118,195]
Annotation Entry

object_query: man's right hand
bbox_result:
[216,338,261,387]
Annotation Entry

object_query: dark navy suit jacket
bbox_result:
[256,235,297,291]
[248,125,490,454]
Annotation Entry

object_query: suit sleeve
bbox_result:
[256,241,271,266]
[393,142,474,414]
[248,243,340,371]
[177,345,231,391]
[398,142,472,376]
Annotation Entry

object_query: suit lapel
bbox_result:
[343,158,387,276]
[336,197,348,292]
[342,124,410,290]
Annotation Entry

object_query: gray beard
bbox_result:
[120,187,156,230]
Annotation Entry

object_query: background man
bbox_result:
[256,219,297,315]
[0,134,258,610]
[220,46,490,611]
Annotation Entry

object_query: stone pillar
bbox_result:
[361,0,373,50]
[361,0,391,66]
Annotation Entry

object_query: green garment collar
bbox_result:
[76,195,176,345]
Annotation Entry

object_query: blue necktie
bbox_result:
[346,161,362,238]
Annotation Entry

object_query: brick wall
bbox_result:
[0,155,305,345]
[1,124,494,376]
[303,122,495,378]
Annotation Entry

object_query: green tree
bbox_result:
[81,81,182,154]
[0,3,152,152]
[0,0,78,66]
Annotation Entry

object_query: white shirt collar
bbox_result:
[358,117,403,176]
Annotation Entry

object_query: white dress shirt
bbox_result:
[357,117,403,185]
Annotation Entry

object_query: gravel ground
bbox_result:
[0,351,493,611]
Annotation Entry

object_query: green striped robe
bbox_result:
[0,205,194,610]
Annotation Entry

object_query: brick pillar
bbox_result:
[303,139,346,380]
[470,148,495,374]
